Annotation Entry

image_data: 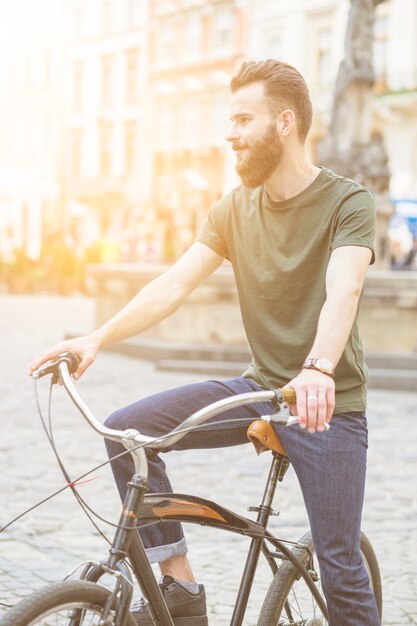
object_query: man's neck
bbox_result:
[264,157,321,203]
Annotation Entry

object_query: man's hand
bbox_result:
[285,369,335,433]
[29,334,100,380]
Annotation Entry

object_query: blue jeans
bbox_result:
[105,376,380,626]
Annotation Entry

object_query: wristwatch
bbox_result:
[302,357,334,378]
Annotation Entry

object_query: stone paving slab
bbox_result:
[0,295,416,625]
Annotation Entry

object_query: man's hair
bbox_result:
[230,59,313,142]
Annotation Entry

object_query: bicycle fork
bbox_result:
[82,472,174,626]
[230,452,290,626]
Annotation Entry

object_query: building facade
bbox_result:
[0,0,416,271]
[0,0,66,263]
[248,0,417,239]
[147,0,246,259]
[65,0,150,261]
[372,0,417,241]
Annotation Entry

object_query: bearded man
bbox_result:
[30,60,380,626]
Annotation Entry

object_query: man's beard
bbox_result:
[234,123,283,188]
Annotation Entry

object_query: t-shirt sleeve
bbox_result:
[196,196,230,259]
[331,189,376,264]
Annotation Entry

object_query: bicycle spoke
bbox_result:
[28,603,105,625]
[280,587,326,625]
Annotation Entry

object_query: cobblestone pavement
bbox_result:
[0,294,416,625]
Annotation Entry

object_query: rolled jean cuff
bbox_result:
[145,537,188,564]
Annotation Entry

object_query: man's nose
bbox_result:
[226,126,239,143]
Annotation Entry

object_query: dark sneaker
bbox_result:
[130,575,208,625]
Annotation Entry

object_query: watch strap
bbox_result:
[302,357,334,377]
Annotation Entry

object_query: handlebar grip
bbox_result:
[33,351,80,381]
[59,351,81,375]
[282,387,296,404]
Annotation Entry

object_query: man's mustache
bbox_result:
[232,143,248,151]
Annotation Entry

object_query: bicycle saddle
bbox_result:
[247,421,288,457]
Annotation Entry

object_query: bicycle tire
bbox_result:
[257,530,382,625]
[0,579,137,626]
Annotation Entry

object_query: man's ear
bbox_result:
[278,109,296,135]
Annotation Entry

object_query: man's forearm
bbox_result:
[288,246,372,431]
[307,290,361,367]
[91,272,189,349]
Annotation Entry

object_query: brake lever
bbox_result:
[261,413,330,430]
[32,361,60,382]
[32,351,80,384]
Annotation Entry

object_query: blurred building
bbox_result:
[147,0,246,258]
[0,0,66,261]
[65,0,150,258]
[248,0,350,155]
[248,0,417,243]
[0,0,416,268]
[372,0,417,245]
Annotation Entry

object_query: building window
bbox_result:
[128,0,142,28]
[266,32,282,59]
[317,26,332,86]
[31,54,43,88]
[126,48,139,103]
[374,13,389,92]
[101,54,113,106]
[156,20,175,65]
[44,51,50,87]
[15,60,25,91]
[213,92,228,143]
[74,3,84,41]
[73,60,84,111]
[157,104,174,150]
[212,7,234,54]
[308,12,335,88]
[72,128,83,176]
[184,11,202,62]
[183,96,201,148]
[124,121,137,174]
[103,0,112,35]
[99,123,112,176]
[25,58,32,87]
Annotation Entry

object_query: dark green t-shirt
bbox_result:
[197,167,376,413]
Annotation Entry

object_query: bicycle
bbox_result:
[0,352,382,626]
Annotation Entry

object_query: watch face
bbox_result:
[317,358,333,374]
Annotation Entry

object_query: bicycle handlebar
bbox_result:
[32,352,302,451]
[32,351,81,381]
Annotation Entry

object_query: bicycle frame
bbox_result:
[80,454,328,626]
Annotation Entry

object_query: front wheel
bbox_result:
[0,579,137,626]
[258,530,382,625]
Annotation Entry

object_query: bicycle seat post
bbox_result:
[255,452,290,528]
[231,452,290,625]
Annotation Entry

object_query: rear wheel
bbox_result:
[257,530,382,625]
[0,579,137,626]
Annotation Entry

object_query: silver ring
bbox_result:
[307,395,318,401]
